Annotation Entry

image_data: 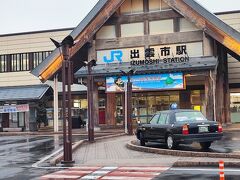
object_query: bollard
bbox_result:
[219,160,225,180]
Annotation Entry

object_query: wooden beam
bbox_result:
[215,43,231,123]
[105,10,182,25]
[96,31,203,50]
[163,0,240,57]
[173,17,180,32]
[71,0,125,59]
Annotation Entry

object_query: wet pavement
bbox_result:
[0,131,240,179]
[144,131,240,153]
[0,135,86,180]
[154,167,240,180]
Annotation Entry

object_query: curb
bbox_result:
[50,133,126,165]
[126,140,240,159]
[173,161,240,167]
[0,131,124,137]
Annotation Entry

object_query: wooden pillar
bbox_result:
[122,93,125,128]
[53,75,59,132]
[92,82,99,126]
[205,71,214,121]
[215,43,230,123]
[88,39,100,128]
[106,93,116,126]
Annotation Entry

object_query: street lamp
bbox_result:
[50,36,75,164]
[120,69,135,135]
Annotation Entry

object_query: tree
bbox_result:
[36,97,48,128]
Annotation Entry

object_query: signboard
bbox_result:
[0,104,29,113]
[106,73,185,93]
[97,42,203,65]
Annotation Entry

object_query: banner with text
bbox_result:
[0,104,29,113]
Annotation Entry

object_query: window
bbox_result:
[11,53,29,71]
[121,0,143,14]
[96,26,116,39]
[0,51,52,73]
[121,22,144,37]
[73,100,81,108]
[158,113,168,124]
[165,114,170,124]
[149,0,171,12]
[18,112,25,127]
[10,113,18,123]
[0,55,7,72]
[33,51,52,68]
[150,114,160,124]
[179,18,199,32]
[149,19,174,35]
[175,111,207,123]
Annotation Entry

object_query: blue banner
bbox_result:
[106,73,185,92]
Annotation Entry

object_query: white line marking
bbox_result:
[32,147,63,168]
[81,175,102,179]
[101,167,118,170]
[101,176,153,180]
[170,168,240,172]
[42,174,80,179]
[92,170,111,174]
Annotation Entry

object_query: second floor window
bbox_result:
[0,51,52,73]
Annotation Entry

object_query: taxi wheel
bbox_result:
[200,142,212,149]
[166,134,177,149]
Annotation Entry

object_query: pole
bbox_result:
[87,64,94,142]
[53,75,59,132]
[61,43,74,164]
[127,75,133,135]
[124,87,128,134]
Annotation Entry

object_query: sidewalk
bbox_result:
[72,135,240,168]
[73,135,179,167]
[70,125,240,168]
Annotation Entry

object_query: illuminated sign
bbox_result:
[106,73,185,93]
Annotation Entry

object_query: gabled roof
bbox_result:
[31,0,240,82]
[164,0,240,57]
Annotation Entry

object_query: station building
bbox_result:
[2,0,240,131]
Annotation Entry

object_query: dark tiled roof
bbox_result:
[0,85,50,101]
[75,56,217,77]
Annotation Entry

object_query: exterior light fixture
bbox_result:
[50,35,75,164]
[38,75,43,81]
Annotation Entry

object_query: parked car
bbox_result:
[136,109,223,149]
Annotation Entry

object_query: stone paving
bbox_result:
[73,135,180,167]
[72,133,240,168]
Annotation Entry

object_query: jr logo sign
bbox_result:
[103,50,123,63]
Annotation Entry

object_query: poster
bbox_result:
[106,73,185,92]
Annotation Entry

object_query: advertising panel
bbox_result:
[106,73,185,93]
[0,104,29,113]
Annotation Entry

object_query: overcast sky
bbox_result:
[0,0,239,35]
